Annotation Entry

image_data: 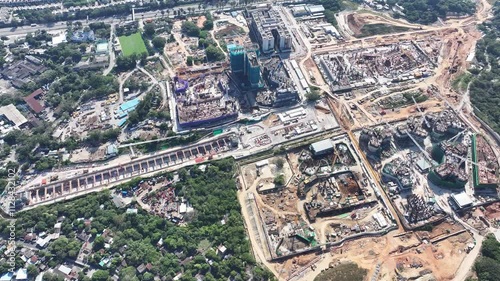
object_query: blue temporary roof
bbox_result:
[118,118,127,127]
[0,272,13,281]
[106,144,118,155]
[119,98,139,113]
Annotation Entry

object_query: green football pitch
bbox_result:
[118,32,148,57]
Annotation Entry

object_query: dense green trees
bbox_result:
[93,235,105,251]
[152,36,167,49]
[393,0,475,24]
[27,264,39,278]
[205,45,225,62]
[91,270,110,281]
[85,128,121,147]
[274,175,285,185]
[119,266,139,281]
[49,237,82,263]
[181,21,201,37]
[116,55,138,72]
[306,91,322,102]
[14,1,174,26]
[474,235,500,281]
[4,159,276,280]
[127,91,169,125]
[44,70,118,109]
[143,23,156,38]
[203,12,214,31]
[468,2,500,133]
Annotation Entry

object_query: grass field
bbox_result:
[118,32,148,57]
[356,24,411,38]
[313,263,367,281]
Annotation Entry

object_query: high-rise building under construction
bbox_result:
[229,44,262,88]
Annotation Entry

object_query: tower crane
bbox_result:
[412,95,430,128]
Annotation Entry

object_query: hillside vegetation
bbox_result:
[392,0,476,24]
[313,262,367,281]
[469,2,500,133]
[472,235,500,281]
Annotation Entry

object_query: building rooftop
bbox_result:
[15,269,27,280]
[0,272,12,281]
[1,60,47,89]
[306,5,325,14]
[310,139,334,153]
[96,42,108,53]
[255,159,268,168]
[106,144,118,156]
[0,104,28,127]
[451,192,473,209]
[52,32,67,46]
[23,88,45,114]
[57,265,72,275]
[119,98,140,113]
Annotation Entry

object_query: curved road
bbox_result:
[137,66,167,108]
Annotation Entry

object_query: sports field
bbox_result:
[118,32,148,57]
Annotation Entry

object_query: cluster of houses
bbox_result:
[0,213,231,281]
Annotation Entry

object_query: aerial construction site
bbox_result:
[3,1,499,281]
[231,1,500,281]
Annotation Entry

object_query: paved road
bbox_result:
[103,25,116,76]
[118,69,136,103]
[0,2,235,38]
[137,65,167,108]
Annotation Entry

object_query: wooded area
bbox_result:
[469,2,500,134]
[471,235,500,281]
[0,159,276,281]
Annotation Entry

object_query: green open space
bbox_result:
[119,32,148,57]
[451,72,473,93]
[314,262,367,281]
[356,24,411,38]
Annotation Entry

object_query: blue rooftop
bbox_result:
[118,118,127,127]
[106,144,118,155]
[119,98,140,113]
[0,272,13,281]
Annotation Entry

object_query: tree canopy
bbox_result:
[391,0,475,24]
[2,159,276,281]
[474,234,500,281]
[468,2,500,134]
[181,21,200,37]
[152,36,167,49]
